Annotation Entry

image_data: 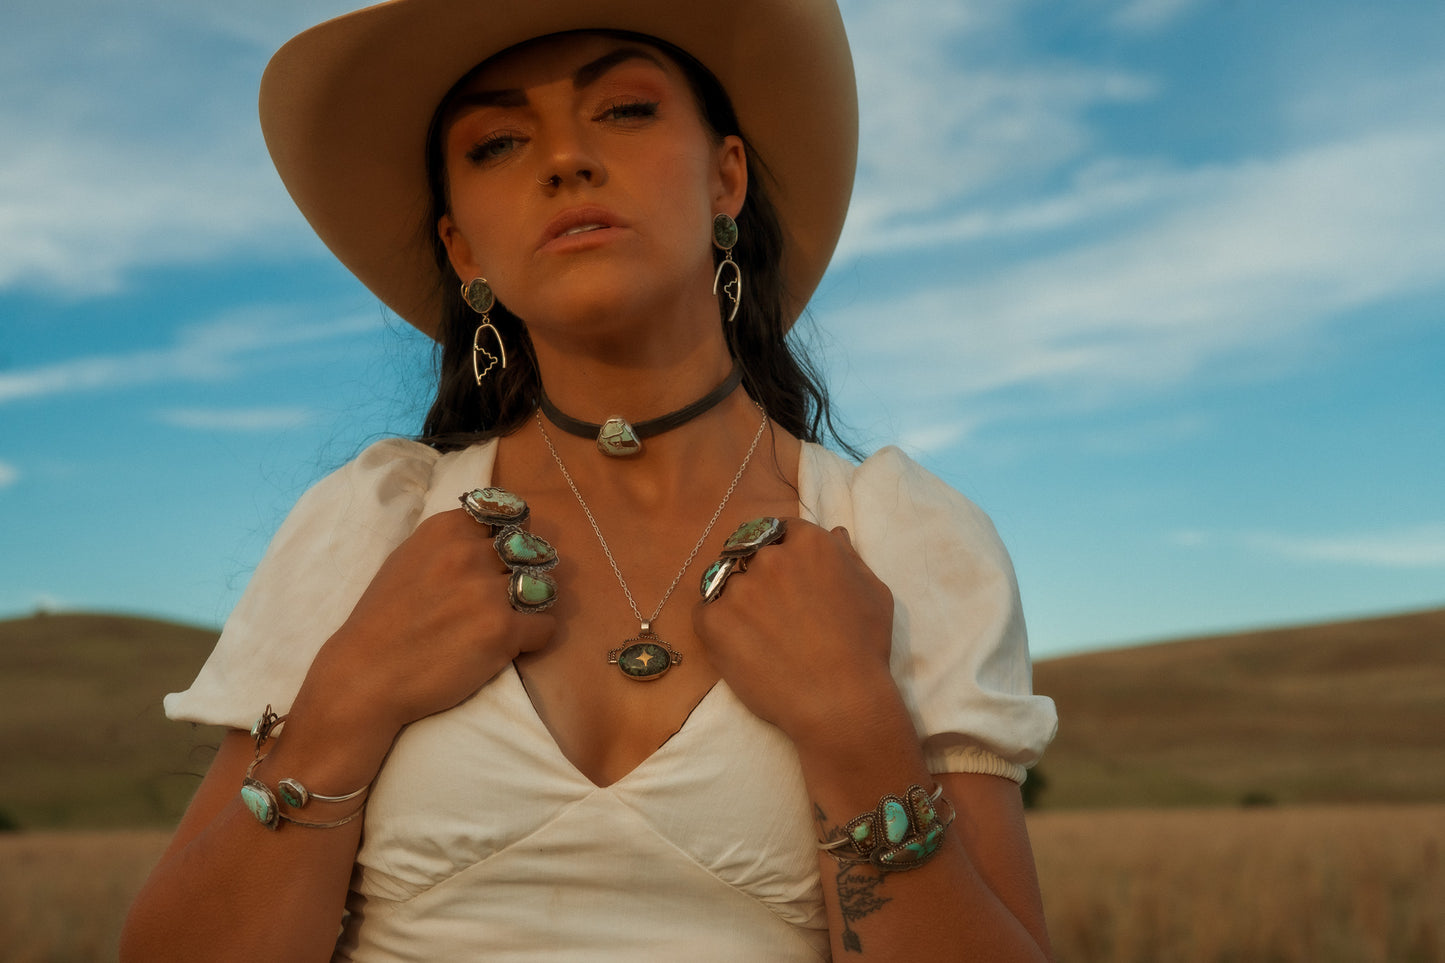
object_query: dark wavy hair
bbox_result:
[417,31,850,455]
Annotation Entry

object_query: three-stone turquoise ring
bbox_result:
[460,487,559,614]
[700,516,787,604]
[460,486,530,533]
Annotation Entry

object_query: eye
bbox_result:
[597,99,660,123]
[465,130,526,164]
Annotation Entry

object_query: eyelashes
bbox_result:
[461,99,662,165]
[596,99,660,122]
[465,131,524,164]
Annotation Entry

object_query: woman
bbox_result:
[122,1,1057,959]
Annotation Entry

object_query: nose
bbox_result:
[536,120,605,190]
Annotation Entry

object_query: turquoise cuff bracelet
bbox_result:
[818,784,955,871]
[239,705,370,830]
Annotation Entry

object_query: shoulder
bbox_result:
[801,442,1054,779]
[163,437,492,729]
[800,442,1007,566]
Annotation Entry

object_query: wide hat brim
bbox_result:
[260,0,857,339]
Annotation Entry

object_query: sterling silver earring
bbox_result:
[712,213,742,323]
[461,277,506,383]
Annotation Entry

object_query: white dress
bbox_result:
[166,438,1057,961]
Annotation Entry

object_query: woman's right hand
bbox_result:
[306,506,556,738]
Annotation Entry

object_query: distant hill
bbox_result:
[0,613,223,830]
[1,606,1442,828]
[1032,607,1445,808]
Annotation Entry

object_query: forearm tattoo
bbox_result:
[815,803,892,953]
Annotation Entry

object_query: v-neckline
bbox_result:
[507,663,727,790]
[439,436,820,791]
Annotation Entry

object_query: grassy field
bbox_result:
[1032,805,1444,963]
[2,608,1442,959]
[1032,607,1445,808]
[0,613,223,829]
[3,606,1442,827]
[5,805,1441,962]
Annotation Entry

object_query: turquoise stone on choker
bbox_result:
[536,363,744,458]
[596,418,642,457]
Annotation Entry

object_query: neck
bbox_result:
[530,337,736,428]
[523,386,771,507]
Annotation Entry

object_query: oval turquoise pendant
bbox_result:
[610,637,682,681]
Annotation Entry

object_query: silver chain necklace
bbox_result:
[536,407,769,681]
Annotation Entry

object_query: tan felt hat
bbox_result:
[259,0,858,339]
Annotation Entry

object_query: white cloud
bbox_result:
[896,419,980,457]
[1110,0,1202,32]
[0,311,375,405]
[1243,526,1445,569]
[838,0,1156,240]
[823,124,1445,416]
[155,406,315,431]
[0,460,18,487]
[0,136,308,293]
[0,3,332,296]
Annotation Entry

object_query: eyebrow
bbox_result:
[450,47,668,111]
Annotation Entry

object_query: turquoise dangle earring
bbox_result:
[711,213,742,323]
[461,277,506,384]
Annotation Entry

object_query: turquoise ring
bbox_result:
[699,556,742,604]
[459,487,530,533]
[700,517,787,603]
[460,488,559,613]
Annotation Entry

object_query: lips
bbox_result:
[539,206,625,249]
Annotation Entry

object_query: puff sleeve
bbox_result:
[800,444,1057,783]
[164,438,441,730]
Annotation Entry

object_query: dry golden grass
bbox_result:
[5,806,1441,962]
[0,830,168,963]
[1033,607,1445,808]
[0,613,223,830]
[1029,805,1445,963]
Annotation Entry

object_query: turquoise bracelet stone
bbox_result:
[824,784,954,872]
[241,777,281,830]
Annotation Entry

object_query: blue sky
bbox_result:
[2,0,1442,658]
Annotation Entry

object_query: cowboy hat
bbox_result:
[259,0,857,338]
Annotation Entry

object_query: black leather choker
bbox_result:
[538,363,744,457]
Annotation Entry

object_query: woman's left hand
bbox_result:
[692,518,896,746]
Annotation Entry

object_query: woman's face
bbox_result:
[437,33,746,344]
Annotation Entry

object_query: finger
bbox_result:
[511,613,556,653]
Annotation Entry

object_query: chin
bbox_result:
[520,274,703,344]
